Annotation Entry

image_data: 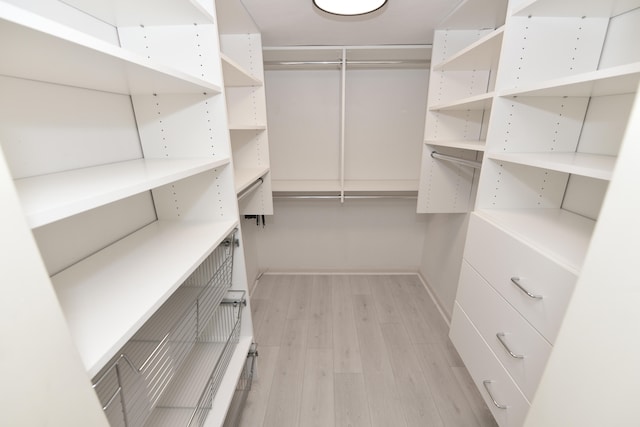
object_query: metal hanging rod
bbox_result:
[431,151,482,169]
[273,194,417,200]
[237,177,263,201]
[264,59,430,66]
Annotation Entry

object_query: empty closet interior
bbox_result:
[1,0,640,426]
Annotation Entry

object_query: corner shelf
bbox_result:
[51,219,238,377]
[0,4,222,95]
[14,158,230,228]
[434,27,504,71]
[235,166,270,193]
[221,53,263,87]
[429,92,495,111]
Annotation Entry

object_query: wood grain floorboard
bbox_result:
[241,274,495,427]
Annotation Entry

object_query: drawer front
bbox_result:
[464,213,577,343]
[457,261,552,401]
[450,303,530,427]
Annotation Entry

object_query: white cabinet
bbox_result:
[443,0,640,425]
[0,0,258,425]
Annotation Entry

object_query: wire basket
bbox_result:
[222,343,258,427]
[92,231,239,427]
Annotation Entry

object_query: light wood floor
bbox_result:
[238,274,497,427]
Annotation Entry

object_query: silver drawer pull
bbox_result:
[483,380,508,409]
[510,277,543,299]
[496,332,524,359]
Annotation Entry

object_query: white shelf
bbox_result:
[434,27,504,71]
[476,208,595,273]
[229,124,267,131]
[235,167,270,193]
[438,0,508,29]
[271,180,342,193]
[52,219,238,378]
[512,0,640,18]
[488,152,616,180]
[15,158,230,228]
[343,180,419,192]
[425,140,486,151]
[0,4,222,94]
[221,53,262,87]
[430,92,495,111]
[500,63,640,98]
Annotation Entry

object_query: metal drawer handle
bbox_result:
[483,380,508,409]
[496,332,524,359]
[510,277,543,299]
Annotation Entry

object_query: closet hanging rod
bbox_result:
[431,151,482,169]
[237,177,263,201]
[264,59,430,66]
[273,194,417,200]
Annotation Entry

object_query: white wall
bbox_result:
[254,198,427,273]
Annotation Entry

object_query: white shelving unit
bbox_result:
[417,0,508,213]
[440,1,640,426]
[0,0,258,424]
[217,0,273,215]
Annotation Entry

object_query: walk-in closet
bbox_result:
[2,0,640,426]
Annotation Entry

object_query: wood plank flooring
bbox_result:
[239,274,497,427]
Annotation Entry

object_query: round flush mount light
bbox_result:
[313,0,388,16]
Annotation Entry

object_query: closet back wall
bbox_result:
[258,60,430,272]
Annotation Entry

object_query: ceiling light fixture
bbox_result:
[313,0,388,16]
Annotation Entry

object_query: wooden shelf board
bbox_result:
[430,91,495,111]
[0,5,221,94]
[475,208,594,273]
[15,158,230,228]
[229,124,267,131]
[52,219,238,377]
[500,63,640,98]
[425,140,486,151]
[512,0,640,18]
[235,167,270,193]
[221,53,262,87]
[487,152,616,180]
[434,27,504,71]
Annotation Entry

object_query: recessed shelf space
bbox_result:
[434,27,504,71]
[512,0,640,18]
[221,53,262,87]
[0,5,222,94]
[429,92,495,111]
[500,62,640,97]
[14,158,230,228]
[425,140,486,151]
[343,180,419,192]
[488,152,616,180]
[52,219,238,377]
[475,208,594,273]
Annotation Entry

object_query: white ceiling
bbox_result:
[239,0,463,47]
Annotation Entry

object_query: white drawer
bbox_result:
[464,213,577,343]
[450,303,530,427]
[457,261,552,401]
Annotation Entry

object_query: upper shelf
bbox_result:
[438,0,508,29]
[57,0,214,26]
[0,4,222,94]
[221,53,262,87]
[512,0,640,17]
[430,92,495,111]
[425,140,486,151]
[51,219,238,377]
[15,158,230,228]
[434,27,504,71]
[500,62,640,97]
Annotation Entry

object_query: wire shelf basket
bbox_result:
[222,343,258,427]
[92,230,240,427]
